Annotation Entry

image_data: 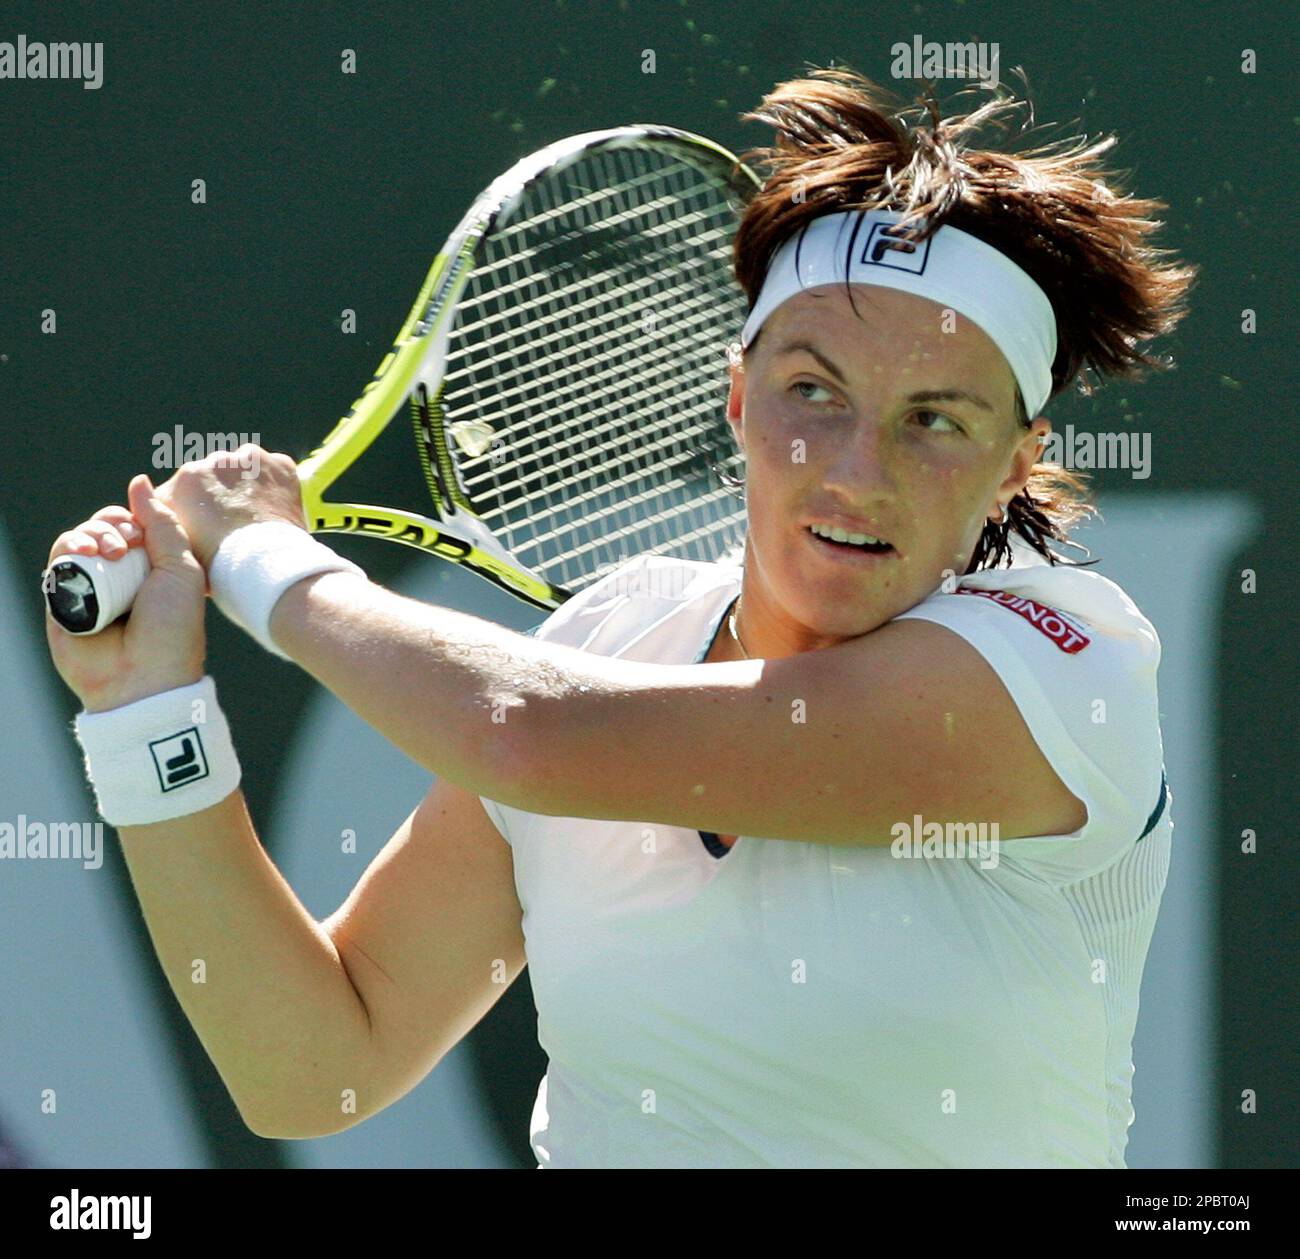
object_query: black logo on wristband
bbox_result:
[149,728,210,792]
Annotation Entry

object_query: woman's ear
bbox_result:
[989,417,1051,521]
[726,344,745,448]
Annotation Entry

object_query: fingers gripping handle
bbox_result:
[43,546,152,634]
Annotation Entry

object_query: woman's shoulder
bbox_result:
[900,553,1161,672]
[892,553,1164,788]
[895,554,1167,878]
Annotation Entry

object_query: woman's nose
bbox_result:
[821,419,895,499]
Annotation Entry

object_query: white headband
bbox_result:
[740,209,1057,417]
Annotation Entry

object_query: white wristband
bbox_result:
[209,521,366,659]
[74,676,241,827]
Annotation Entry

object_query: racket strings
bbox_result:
[444,191,735,425]
[470,232,728,473]
[444,245,733,431]
[447,233,731,398]
[445,290,725,478]
[455,196,733,327]
[435,144,746,588]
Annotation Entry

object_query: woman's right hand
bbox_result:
[45,474,209,712]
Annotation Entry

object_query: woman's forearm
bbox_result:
[268,572,548,803]
[116,790,373,1138]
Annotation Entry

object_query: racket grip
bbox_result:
[43,546,152,635]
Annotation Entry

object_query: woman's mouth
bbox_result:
[805,523,895,563]
[806,520,889,551]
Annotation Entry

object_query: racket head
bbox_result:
[300,125,759,611]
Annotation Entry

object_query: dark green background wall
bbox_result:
[2,0,1294,1168]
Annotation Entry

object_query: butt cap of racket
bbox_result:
[43,546,152,634]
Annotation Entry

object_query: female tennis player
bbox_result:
[46,70,1194,1168]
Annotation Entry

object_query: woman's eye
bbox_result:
[792,380,836,404]
[913,409,962,434]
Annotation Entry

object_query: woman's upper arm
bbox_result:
[321,775,526,1122]
[515,617,1087,847]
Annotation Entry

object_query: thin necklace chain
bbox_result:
[727,597,751,659]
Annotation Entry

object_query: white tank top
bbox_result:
[479,550,1172,1167]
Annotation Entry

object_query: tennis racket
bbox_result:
[44,124,758,635]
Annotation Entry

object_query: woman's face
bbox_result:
[728,284,1049,651]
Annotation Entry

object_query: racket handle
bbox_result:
[43,546,152,635]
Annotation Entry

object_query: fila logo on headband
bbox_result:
[149,727,211,792]
[861,222,932,275]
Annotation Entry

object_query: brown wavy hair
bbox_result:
[727,67,1197,569]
